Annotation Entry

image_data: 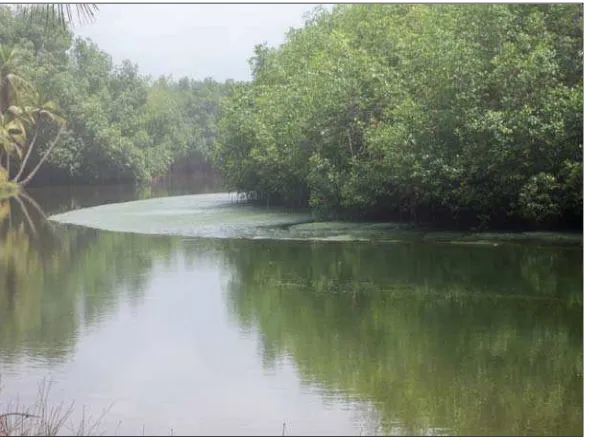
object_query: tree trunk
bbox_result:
[14,125,39,182]
[19,126,63,187]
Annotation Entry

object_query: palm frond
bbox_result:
[17,4,99,29]
[2,73,35,108]
[24,100,66,127]
[5,106,23,117]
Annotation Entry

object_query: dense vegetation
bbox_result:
[0,6,232,187]
[0,4,582,230]
[215,4,583,229]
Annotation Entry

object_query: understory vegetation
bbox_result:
[214,4,583,229]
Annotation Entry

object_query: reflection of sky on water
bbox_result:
[0,252,370,436]
[1,189,582,436]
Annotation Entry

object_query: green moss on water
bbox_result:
[287,222,581,246]
[49,194,582,246]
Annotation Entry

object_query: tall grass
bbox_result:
[0,379,108,436]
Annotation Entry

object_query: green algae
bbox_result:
[49,193,582,246]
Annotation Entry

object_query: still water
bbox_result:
[0,184,583,436]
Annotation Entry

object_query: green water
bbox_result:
[0,185,583,435]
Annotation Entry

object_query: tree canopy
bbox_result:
[214,4,583,229]
[0,4,582,230]
[0,6,232,187]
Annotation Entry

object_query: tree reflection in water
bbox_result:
[0,190,178,363]
[0,190,583,436]
[222,239,583,436]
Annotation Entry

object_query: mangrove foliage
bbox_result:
[214,4,583,229]
[0,6,232,187]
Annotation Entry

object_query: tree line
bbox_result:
[214,4,583,229]
[0,6,233,187]
[0,5,583,229]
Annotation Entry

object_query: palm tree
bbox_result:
[0,45,33,181]
[0,46,33,114]
[0,5,97,189]
[0,46,66,187]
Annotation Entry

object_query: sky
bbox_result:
[75,4,328,82]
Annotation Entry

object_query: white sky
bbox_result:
[75,4,329,82]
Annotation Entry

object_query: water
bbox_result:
[0,184,583,436]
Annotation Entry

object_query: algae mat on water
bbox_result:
[48,193,582,245]
[48,193,312,239]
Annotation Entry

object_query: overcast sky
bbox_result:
[75,4,328,82]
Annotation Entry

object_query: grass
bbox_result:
[0,379,108,436]
[0,378,380,436]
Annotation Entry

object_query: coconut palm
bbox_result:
[0,46,29,181]
[0,45,66,187]
[0,4,94,190]
[0,45,34,177]
[0,46,33,114]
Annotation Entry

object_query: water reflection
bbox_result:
[0,190,181,364]
[221,240,583,436]
[0,187,583,436]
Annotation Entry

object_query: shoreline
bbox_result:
[47,193,582,247]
